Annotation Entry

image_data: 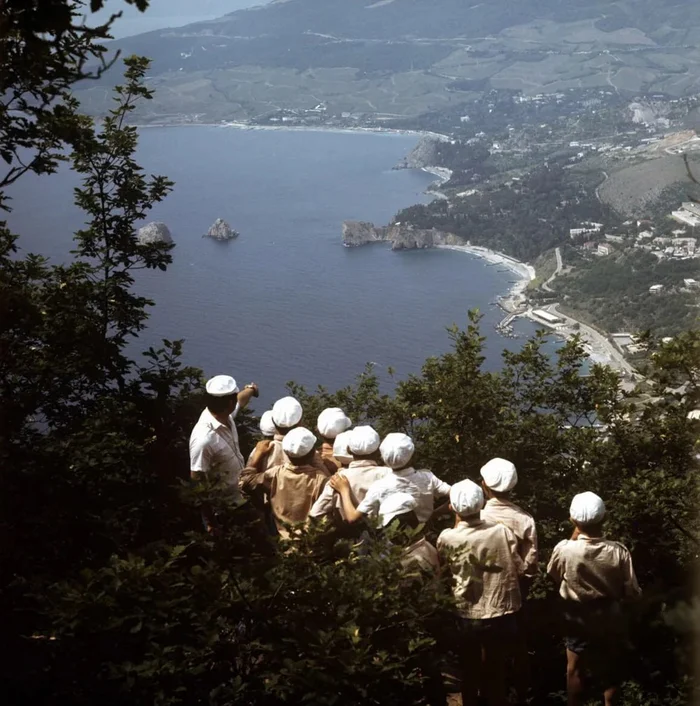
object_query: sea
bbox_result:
[6,126,557,411]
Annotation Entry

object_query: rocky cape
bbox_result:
[394,136,444,170]
[137,222,173,246]
[204,218,239,241]
[342,221,463,250]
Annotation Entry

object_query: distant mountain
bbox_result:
[79,0,700,122]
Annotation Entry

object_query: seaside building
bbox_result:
[532,309,563,326]
[649,284,665,294]
[597,243,612,256]
[671,202,700,228]
[684,278,700,289]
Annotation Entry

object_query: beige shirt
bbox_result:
[481,497,538,578]
[402,537,440,574]
[357,467,451,523]
[242,462,329,537]
[547,536,641,602]
[319,442,342,474]
[438,519,523,619]
[189,406,244,500]
[308,460,390,519]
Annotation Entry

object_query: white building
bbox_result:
[671,210,700,227]
[532,309,563,325]
[597,243,612,256]
[649,284,665,294]
[684,278,700,289]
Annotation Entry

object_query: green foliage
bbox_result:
[0,1,150,202]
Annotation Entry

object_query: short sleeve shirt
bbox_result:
[189,406,244,498]
[358,467,451,522]
[481,497,539,578]
[437,519,523,619]
[547,536,641,602]
[309,460,390,519]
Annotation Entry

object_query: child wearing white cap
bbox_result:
[189,374,259,533]
[547,491,641,706]
[239,427,330,539]
[328,432,450,524]
[247,396,328,476]
[309,425,389,523]
[379,493,440,575]
[480,457,538,703]
[316,407,352,474]
[437,479,523,706]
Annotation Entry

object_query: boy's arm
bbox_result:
[621,548,642,597]
[547,544,563,583]
[328,473,366,523]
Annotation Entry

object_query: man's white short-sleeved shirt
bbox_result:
[357,467,451,522]
[189,405,244,495]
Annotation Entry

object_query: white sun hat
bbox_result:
[379,492,419,526]
[348,425,381,455]
[317,407,352,439]
[380,432,415,469]
[272,396,303,428]
[259,410,277,437]
[570,492,606,525]
[205,375,239,396]
[450,479,484,516]
[480,458,518,493]
[282,427,317,459]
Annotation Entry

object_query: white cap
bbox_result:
[379,433,415,469]
[272,396,303,428]
[333,430,353,464]
[259,411,276,437]
[348,425,381,455]
[450,479,484,516]
[480,458,518,493]
[282,427,317,459]
[206,375,239,397]
[379,492,418,526]
[317,407,352,439]
[570,492,606,525]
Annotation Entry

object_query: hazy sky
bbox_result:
[92,0,267,38]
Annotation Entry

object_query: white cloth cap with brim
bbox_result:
[317,407,352,439]
[380,432,415,469]
[272,396,303,428]
[206,375,239,396]
[450,479,484,516]
[379,492,419,526]
[570,492,606,525]
[332,430,353,464]
[282,427,317,459]
[259,410,276,437]
[480,457,518,493]
[348,425,381,455]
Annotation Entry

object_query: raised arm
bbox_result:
[236,383,259,411]
[328,474,365,524]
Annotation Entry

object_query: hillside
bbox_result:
[76,0,700,122]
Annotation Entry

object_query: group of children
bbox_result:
[190,379,641,706]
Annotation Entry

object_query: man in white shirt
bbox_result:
[189,374,258,533]
[328,432,451,524]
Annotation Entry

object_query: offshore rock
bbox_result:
[137,221,173,245]
[342,220,462,250]
[205,218,239,240]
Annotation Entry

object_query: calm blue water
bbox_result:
[7,127,554,410]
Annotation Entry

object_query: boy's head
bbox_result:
[449,479,484,520]
[380,433,415,471]
[282,427,317,466]
[272,396,303,435]
[348,425,382,463]
[569,491,606,534]
[332,430,353,467]
[480,457,518,499]
[379,492,420,531]
[259,410,277,439]
[317,407,352,442]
